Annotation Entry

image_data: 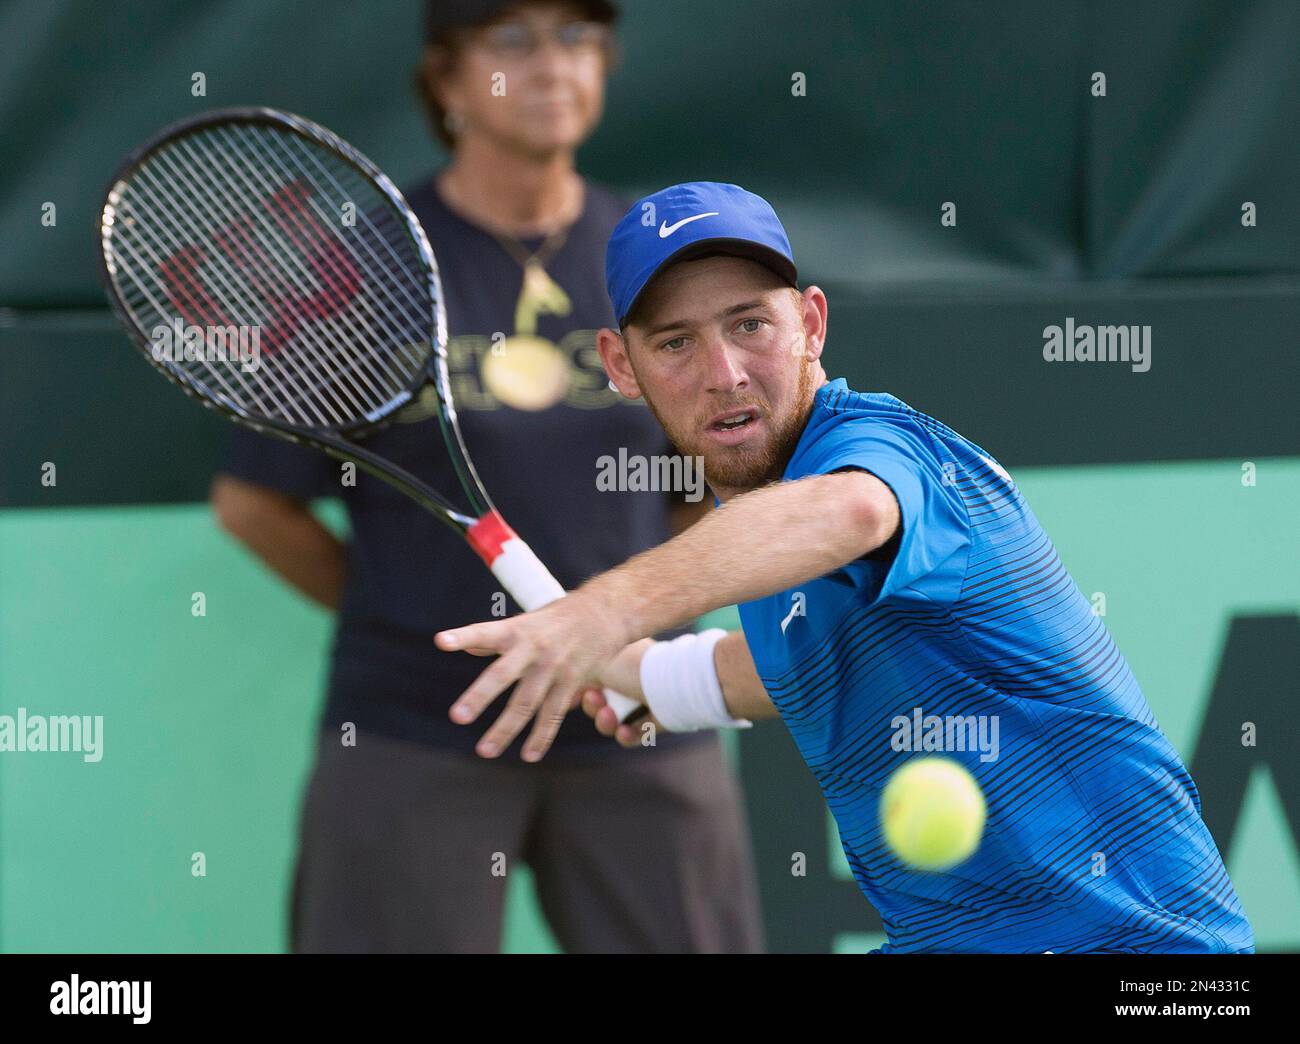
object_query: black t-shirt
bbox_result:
[221,177,702,758]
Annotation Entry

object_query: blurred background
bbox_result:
[1,0,1296,952]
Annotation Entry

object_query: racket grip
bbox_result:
[598,688,645,724]
[469,513,644,725]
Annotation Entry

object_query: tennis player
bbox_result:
[212,6,761,954]
[435,181,1256,953]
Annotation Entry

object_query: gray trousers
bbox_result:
[291,728,765,953]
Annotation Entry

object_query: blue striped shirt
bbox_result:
[737,380,1252,952]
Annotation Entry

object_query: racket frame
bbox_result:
[96,106,487,533]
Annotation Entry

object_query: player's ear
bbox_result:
[799,286,828,361]
[596,326,643,399]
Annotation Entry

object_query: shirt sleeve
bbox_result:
[217,426,338,500]
[797,414,970,607]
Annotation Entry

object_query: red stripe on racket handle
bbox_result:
[466,512,645,725]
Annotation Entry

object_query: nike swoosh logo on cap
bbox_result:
[658,212,719,238]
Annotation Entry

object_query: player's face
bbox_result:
[612,257,828,497]
[440,2,609,156]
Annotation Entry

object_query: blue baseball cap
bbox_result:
[605,182,798,328]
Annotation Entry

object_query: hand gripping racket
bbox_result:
[96,107,643,724]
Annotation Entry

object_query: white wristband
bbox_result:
[640,629,752,733]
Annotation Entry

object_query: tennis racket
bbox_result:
[96,106,643,724]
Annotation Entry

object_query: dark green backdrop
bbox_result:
[1,0,1296,952]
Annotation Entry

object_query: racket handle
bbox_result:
[598,688,645,724]
[468,513,645,724]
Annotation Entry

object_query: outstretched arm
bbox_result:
[590,468,896,641]
[435,468,899,760]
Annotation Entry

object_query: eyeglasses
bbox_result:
[477,20,610,58]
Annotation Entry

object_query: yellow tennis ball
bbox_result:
[880,757,986,871]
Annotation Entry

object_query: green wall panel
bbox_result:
[4,459,1295,951]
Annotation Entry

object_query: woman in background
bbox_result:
[211,0,763,953]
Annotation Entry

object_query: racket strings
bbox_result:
[172,127,418,419]
[157,137,395,423]
[106,176,303,422]
[253,128,434,330]
[225,126,435,397]
[113,148,387,429]
[195,125,427,412]
[104,119,438,429]
[117,155,353,426]
[212,128,430,402]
